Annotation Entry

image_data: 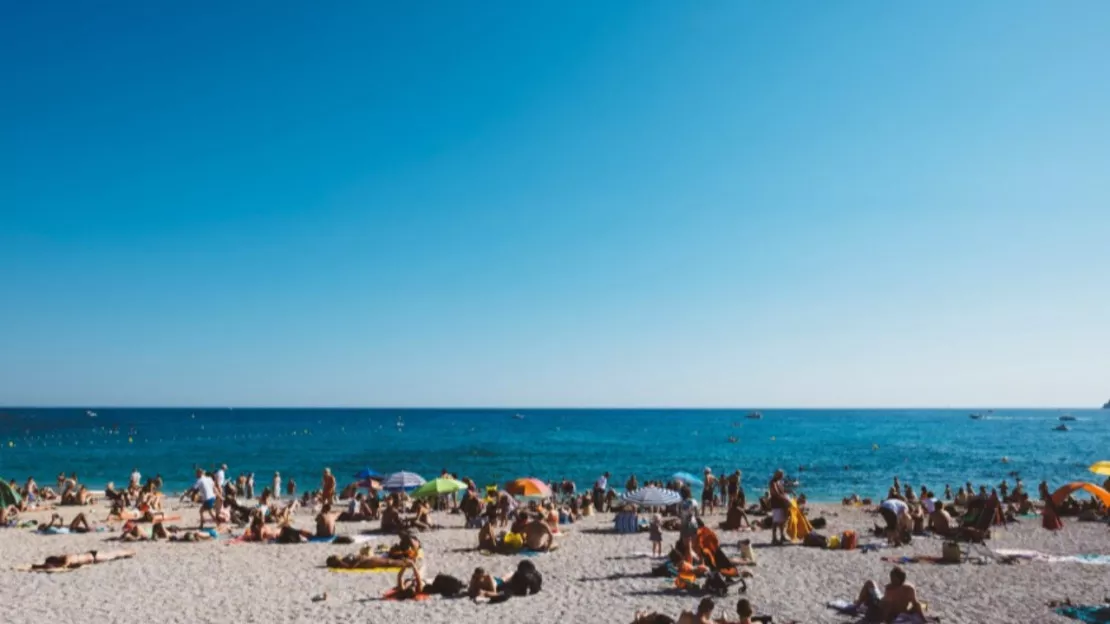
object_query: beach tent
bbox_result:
[1051,482,1110,507]
[622,486,681,507]
[0,480,20,508]
[382,471,426,492]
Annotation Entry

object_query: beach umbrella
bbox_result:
[670,472,703,487]
[410,477,468,499]
[356,478,381,490]
[0,480,20,508]
[354,468,382,480]
[505,478,552,499]
[382,471,426,492]
[621,486,681,507]
[1088,461,1110,477]
[1051,482,1110,507]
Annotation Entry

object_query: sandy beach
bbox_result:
[3,499,1108,624]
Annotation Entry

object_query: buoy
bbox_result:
[770,436,776,441]
[128,437,133,443]
[1001,456,1009,463]
[872,444,879,451]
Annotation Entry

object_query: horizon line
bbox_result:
[1,404,1102,411]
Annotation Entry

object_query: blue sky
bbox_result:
[2,3,1108,407]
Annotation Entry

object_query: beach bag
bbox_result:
[942,541,962,563]
[841,530,857,550]
[827,534,841,549]
[428,574,465,596]
[804,532,828,548]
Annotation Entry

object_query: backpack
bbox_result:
[428,574,465,596]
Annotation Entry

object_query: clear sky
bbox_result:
[2,3,1108,408]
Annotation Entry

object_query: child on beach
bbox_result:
[649,513,663,556]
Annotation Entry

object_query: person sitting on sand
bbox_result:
[928,505,954,536]
[719,497,751,531]
[478,522,498,552]
[409,499,434,531]
[854,566,924,623]
[316,503,338,538]
[468,566,503,600]
[521,516,556,551]
[244,510,281,541]
[954,487,968,506]
[29,549,135,570]
[391,561,426,600]
[381,500,404,533]
[677,597,716,624]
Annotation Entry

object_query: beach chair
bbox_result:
[952,497,1002,562]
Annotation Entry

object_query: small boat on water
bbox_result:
[86,410,97,418]
[1103,399,1109,409]
[746,411,763,420]
[969,413,985,420]
[727,435,738,443]
[396,415,405,431]
[1059,414,1076,421]
[1053,424,1070,432]
[512,413,525,420]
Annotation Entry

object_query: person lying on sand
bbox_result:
[632,613,676,624]
[467,566,503,600]
[854,566,924,623]
[326,537,417,569]
[40,513,93,534]
[30,549,134,570]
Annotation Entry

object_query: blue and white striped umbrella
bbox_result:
[622,486,681,507]
[382,471,426,492]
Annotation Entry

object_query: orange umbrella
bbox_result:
[505,478,552,498]
[1051,482,1110,507]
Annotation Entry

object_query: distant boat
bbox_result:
[1059,414,1076,421]
[1103,399,1110,409]
[86,410,97,418]
[727,435,739,444]
[396,415,405,431]
[1053,424,1070,432]
[512,413,525,420]
[746,411,763,420]
[969,413,985,420]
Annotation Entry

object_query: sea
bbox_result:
[1,408,1107,501]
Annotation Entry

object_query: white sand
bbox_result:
[2,502,1108,623]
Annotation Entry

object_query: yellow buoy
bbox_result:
[128,437,133,444]
[872,444,879,451]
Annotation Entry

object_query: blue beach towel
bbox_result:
[1056,605,1110,623]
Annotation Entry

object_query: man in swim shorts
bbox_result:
[193,469,219,529]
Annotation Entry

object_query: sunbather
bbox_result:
[677,598,716,624]
[390,561,426,600]
[467,566,503,600]
[29,549,134,570]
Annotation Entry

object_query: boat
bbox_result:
[1053,424,1069,432]
[1059,414,1076,421]
[745,411,763,420]
[396,415,405,431]
[727,436,738,443]
[969,413,985,420]
[1103,399,1110,409]
[86,410,97,418]
[512,413,525,420]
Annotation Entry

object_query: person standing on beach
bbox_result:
[287,478,297,499]
[129,468,141,490]
[193,468,219,529]
[272,472,281,501]
[702,469,716,515]
[246,473,255,499]
[214,464,226,493]
[768,470,789,546]
[322,468,336,504]
[594,472,609,511]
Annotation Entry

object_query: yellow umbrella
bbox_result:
[1089,461,1110,477]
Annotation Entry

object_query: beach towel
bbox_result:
[994,549,1110,565]
[381,588,431,601]
[1055,606,1110,623]
[881,555,947,565]
[826,600,932,623]
[785,499,813,541]
[329,567,403,573]
[308,536,336,543]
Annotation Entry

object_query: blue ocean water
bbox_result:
[1,408,1106,501]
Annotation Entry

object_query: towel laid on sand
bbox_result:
[994,549,1110,565]
[1055,605,1110,623]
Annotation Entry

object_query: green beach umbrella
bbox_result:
[410,477,468,499]
[0,480,21,508]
